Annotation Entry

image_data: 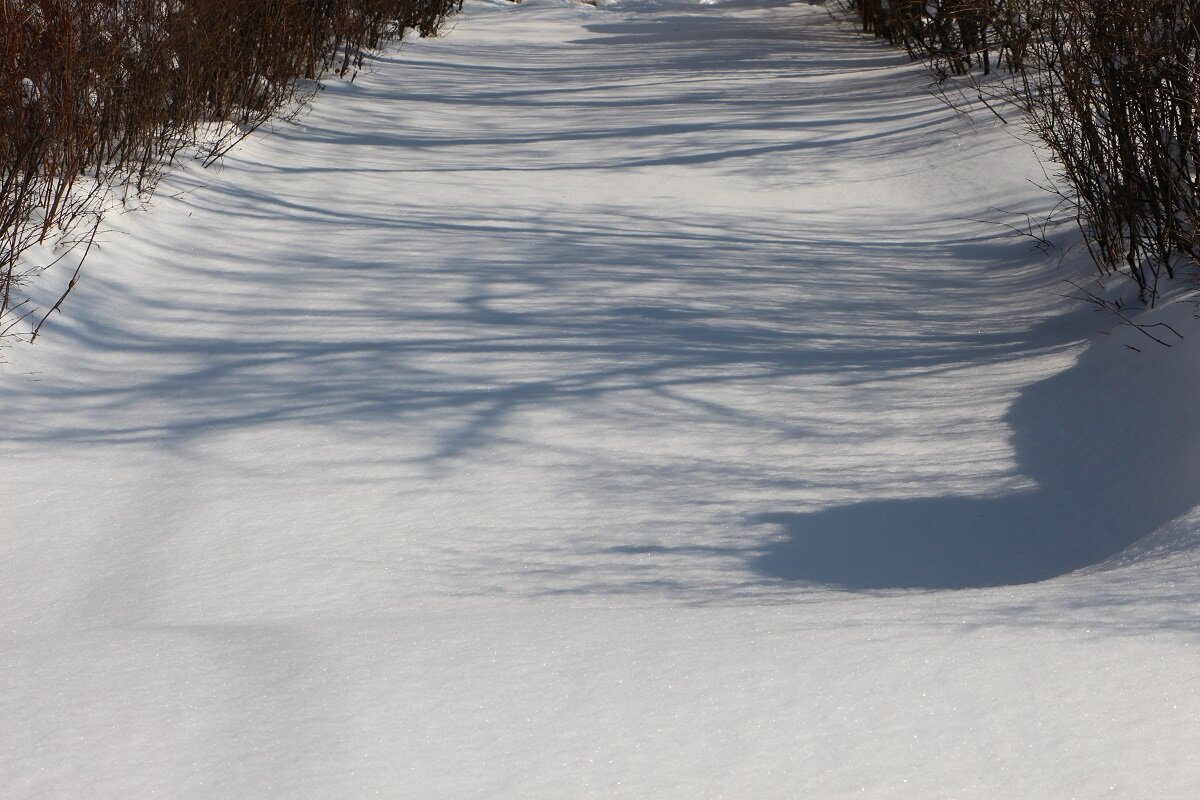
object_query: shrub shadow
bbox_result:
[751,322,1200,589]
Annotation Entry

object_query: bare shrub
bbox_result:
[1021,0,1200,304]
[1,0,461,342]
[844,0,1200,306]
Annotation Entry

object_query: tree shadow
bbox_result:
[7,0,1153,604]
[750,319,1200,589]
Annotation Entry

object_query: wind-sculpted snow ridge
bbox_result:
[3,1,1199,798]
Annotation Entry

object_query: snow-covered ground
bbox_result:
[3,0,1200,796]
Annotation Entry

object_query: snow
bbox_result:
[3,0,1200,796]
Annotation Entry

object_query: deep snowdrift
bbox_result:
[3,1,1199,797]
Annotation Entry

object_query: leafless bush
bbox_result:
[2,0,461,341]
[848,1,1029,77]
[845,1,1200,306]
[1021,0,1200,304]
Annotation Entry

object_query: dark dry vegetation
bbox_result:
[851,0,1200,306]
[1,0,458,338]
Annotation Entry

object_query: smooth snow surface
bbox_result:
[4,1,1200,797]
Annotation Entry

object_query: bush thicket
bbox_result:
[848,0,1200,306]
[1,0,459,339]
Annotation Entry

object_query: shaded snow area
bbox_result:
[4,0,1200,796]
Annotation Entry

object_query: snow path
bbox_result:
[3,0,1200,796]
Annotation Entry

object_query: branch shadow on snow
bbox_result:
[287,0,954,176]
[10,0,1192,597]
[11,205,1070,450]
[749,326,1200,589]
